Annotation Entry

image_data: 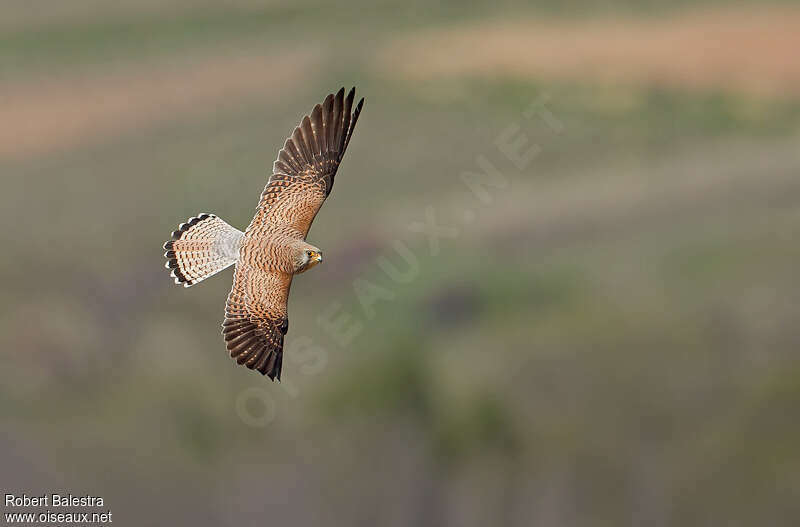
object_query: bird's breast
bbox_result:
[240,235,296,274]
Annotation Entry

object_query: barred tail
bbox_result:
[163,213,243,287]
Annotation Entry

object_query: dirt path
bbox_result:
[0,48,317,161]
[376,5,800,98]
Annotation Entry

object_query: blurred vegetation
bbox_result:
[1,0,799,525]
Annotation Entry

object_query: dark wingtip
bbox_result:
[264,352,282,381]
[342,91,364,153]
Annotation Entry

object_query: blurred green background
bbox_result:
[2,0,799,525]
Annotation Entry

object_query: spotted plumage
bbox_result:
[163,88,364,380]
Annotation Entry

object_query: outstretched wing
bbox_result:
[222,263,292,380]
[245,87,364,239]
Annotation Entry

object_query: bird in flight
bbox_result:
[163,88,364,381]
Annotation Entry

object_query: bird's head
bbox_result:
[295,243,323,274]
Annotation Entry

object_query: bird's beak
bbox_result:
[315,253,323,264]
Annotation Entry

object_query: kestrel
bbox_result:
[163,88,364,381]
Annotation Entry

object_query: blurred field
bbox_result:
[1,1,799,525]
[381,6,800,97]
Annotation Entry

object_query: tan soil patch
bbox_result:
[376,6,800,98]
[0,48,317,161]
